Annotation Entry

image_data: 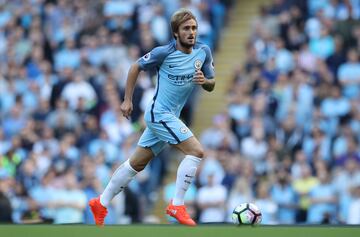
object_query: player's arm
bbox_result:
[121,46,167,118]
[195,45,215,92]
[202,77,215,92]
[121,63,141,119]
[193,70,215,92]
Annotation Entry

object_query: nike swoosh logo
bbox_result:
[169,65,176,68]
[114,186,125,195]
[185,174,194,178]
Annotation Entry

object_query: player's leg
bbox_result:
[171,136,204,205]
[99,146,154,207]
[166,137,203,226]
[89,146,154,226]
[89,128,165,226]
[152,118,201,226]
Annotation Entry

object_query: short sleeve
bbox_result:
[137,45,171,71]
[201,45,215,79]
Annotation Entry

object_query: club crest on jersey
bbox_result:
[180,127,188,134]
[194,59,202,69]
[142,52,151,61]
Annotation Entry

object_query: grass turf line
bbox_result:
[0,225,359,237]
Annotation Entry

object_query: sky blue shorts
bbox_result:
[138,114,193,156]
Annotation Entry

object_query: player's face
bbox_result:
[176,19,197,48]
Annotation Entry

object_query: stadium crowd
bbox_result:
[1,0,360,225]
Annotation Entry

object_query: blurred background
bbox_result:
[0,0,360,225]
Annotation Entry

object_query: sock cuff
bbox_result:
[124,159,138,175]
[184,155,202,163]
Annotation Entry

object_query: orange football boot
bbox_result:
[166,201,196,226]
[89,197,108,226]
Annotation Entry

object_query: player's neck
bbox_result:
[176,41,193,54]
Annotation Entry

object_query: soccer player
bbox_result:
[89,8,215,226]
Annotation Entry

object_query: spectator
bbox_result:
[54,39,81,71]
[303,127,332,162]
[271,168,297,224]
[309,27,335,59]
[274,38,294,73]
[46,99,80,138]
[3,106,27,138]
[197,173,227,223]
[226,177,253,222]
[326,35,346,79]
[334,158,360,193]
[293,164,319,223]
[335,137,360,166]
[61,72,97,110]
[29,170,57,223]
[275,114,303,156]
[347,184,360,224]
[102,110,134,146]
[88,130,121,165]
[0,128,11,155]
[322,85,350,119]
[307,170,337,223]
[241,124,268,172]
[338,48,360,99]
[0,174,13,223]
[150,4,169,45]
[200,114,238,151]
[0,191,12,223]
[254,181,278,224]
[336,158,360,223]
[49,171,87,224]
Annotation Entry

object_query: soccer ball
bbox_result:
[232,203,262,225]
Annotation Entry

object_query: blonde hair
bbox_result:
[170,8,197,39]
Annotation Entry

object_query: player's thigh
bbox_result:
[149,116,194,146]
[172,136,204,158]
[137,127,167,160]
[151,116,204,157]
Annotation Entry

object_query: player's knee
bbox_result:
[133,164,146,172]
[129,147,154,172]
[129,159,147,172]
[190,147,204,158]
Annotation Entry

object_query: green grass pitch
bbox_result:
[1,225,359,237]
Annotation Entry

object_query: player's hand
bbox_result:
[192,70,206,85]
[120,100,133,120]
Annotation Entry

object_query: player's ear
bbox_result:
[174,31,179,39]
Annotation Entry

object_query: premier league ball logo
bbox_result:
[180,127,188,134]
[142,52,151,61]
